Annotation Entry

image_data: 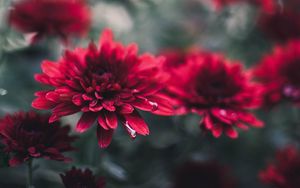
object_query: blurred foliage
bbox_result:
[0,0,300,188]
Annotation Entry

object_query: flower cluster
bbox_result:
[259,147,300,188]
[163,49,263,138]
[254,40,300,107]
[3,0,300,186]
[0,111,76,167]
[61,167,105,188]
[32,29,173,148]
[9,0,91,43]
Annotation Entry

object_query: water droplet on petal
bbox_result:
[149,101,158,111]
[124,121,136,138]
[220,109,226,116]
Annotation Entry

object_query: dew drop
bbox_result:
[220,109,226,116]
[124,121,136,138]
[149,101,158,111]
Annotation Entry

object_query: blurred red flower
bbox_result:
[258,0,300,43]
[0,111,76,167]
[9,0,91,43]
[32,28,173,148]
[163,49,263,138]
[61,167,105,188]
[213,0,274,12]
[259,146,300,188]
[213,0,242,9]
[172,161,237,188]
[254,40,300,107]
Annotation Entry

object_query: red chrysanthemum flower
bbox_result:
[164,49,263,138]
[32,29,173,148]
[254,40,300,107]
[172,161,237,188]
[0,111,77,167]
[259,147,300,188]
[258,0,300,43]
[61,167,105,188]
[9,0,91,43]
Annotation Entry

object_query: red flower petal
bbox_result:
[104,112,118,129]
[131,97,157,112]
[118,104,134,114]
[147,94,174,116]
[32,96,56,110]
[76,113,97,133]
[97,113,110,130]
[211,123,223,138]
[225,127,238,139]
[41,60,64,78]
[9,156,22,167]
[123,111,149,135]
[97,126,114,148]
[203,114,214,130]
[99,29,113,46]
[52,103,79,117]
[239,112,264,127]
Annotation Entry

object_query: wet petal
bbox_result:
[123,111,149,135]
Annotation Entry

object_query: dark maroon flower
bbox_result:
[258,0,300,43]
[172,161,237,188]
[254,40,300,107]
[61,167,105,188]
[9,0,91,43]
[164,50,263,138]
[0,111,76,167]
[32,29,173,148]
[259,147,300,188]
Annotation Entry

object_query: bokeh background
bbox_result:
[0,0,299,187]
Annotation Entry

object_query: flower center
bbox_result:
[20,120,43,133]
[74,70,131,112]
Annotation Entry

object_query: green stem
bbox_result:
[27,159,33,188]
